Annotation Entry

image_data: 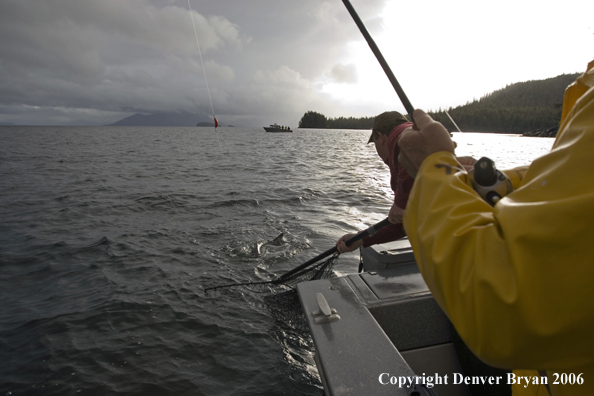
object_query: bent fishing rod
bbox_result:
[342,0,415,123]
[209,1,499,293]
[343,0,512,204]
[281,0,507,281]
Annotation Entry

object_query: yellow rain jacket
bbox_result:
[403,60,594,396]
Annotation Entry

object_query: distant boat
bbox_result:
[264,123,292,132]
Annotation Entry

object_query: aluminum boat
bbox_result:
[297,238,511,396]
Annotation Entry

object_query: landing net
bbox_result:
[205,219,389,332]
[205,254,339,333]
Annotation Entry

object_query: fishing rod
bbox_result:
[343,0,513,204]
[341,0,415,123]
[278,1,508,281]
[207,1,497,295]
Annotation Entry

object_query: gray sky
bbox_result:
[1,0,592,127]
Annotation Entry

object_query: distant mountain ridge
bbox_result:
[107,111,230,127]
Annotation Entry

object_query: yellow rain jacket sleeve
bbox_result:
[403,61,594,396]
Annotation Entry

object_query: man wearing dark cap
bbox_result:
[336,111,413,253]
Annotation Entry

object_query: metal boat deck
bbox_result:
[297,239,510,396]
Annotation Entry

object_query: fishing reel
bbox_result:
[468,157,513,206]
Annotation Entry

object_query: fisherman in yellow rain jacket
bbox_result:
[398,60,594,396]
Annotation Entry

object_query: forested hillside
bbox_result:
[298,73,580,133]
[430,73,579,133]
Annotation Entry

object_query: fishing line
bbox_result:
[187,0,217,128]
[186,0,237,196]
[446,110,462,132]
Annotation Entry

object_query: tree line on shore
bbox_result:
[298,73,580,133]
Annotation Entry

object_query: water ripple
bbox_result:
[0,126,552,395]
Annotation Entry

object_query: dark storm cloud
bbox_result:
[0,0,364,126]
[1,0,591,126]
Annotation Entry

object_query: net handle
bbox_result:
[277,218,391,281]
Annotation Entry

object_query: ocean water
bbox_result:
[0,126,554,395]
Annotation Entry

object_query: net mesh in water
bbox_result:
[204,219,390,331]
[205,254,339,332]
